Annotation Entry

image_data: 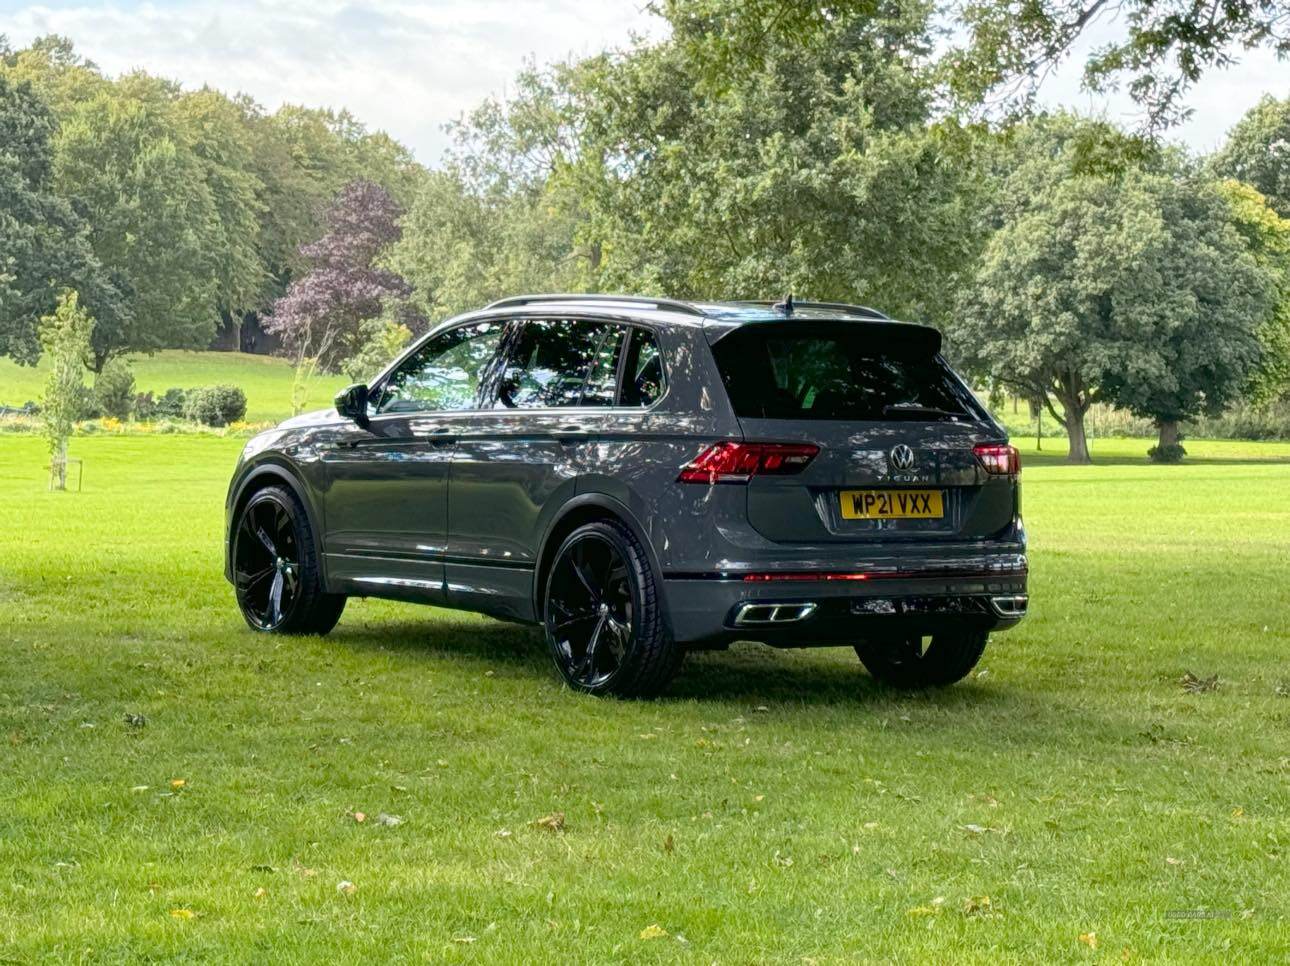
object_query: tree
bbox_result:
[39,290,93,489]
[573,2,985,322]
[1212,95,1290,219]
[948,0,1290,130]
[53,72,223,368]
[1098,178,1272,452]
[263,180,414,410]
[0,72,128,366]
[176,89,269,336]
[954,116,1272,462]
[1218,179,1290,402]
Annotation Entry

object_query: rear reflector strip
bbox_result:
[742,572,870,582]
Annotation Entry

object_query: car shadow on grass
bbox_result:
[330,614,1018,711]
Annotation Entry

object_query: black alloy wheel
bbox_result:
[543,520,681,697]
[232,485,345,635]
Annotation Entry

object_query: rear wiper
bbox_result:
[881,403,963,421]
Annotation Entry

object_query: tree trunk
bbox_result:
[1157,419,1180,450]
[1064,406,1091,464]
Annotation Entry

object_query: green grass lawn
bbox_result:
[1,433,1288,961]
[0,350,350,423]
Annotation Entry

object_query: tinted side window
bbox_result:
[375,321,506,414]
[620,327,665,407]
[495,319,607,409]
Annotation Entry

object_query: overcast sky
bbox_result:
[2,0,1284,164]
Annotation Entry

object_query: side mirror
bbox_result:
[335,383,370,427]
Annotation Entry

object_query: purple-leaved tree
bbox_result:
[263,180,413,411]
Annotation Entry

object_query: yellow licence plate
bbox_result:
[840,489,944,520]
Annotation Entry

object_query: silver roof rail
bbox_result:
[732,299,890,320]
[484,293,706,317]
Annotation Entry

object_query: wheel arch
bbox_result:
[225,460,328,585]
[531,493,666,622]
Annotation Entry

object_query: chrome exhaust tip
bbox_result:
[733,602,818,626]
[990,594,1028,618]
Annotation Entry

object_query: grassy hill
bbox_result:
[0,350,351,423]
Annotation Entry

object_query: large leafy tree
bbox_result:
[264,180,413,374]
[947,0,1290,130]
[0,73,127,366]
[1212,94,1290,219]
[576,1,984,322]
[176,89,269,330]
[954,117,1273,462]
[1218,179,1290,402]
[52,71,223,367]
[390,60,595,321]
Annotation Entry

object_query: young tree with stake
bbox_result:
[39,290,93,490]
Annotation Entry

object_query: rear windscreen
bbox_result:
[711,326,979,421]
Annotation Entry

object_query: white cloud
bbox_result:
[2,1,1284,163]
[2,0,664,164]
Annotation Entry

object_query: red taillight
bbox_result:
[974,443,1020,477]
[677,441,819,484]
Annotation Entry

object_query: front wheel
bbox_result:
[232,485,346,635]
[543,520,682,697]
[855,630,988,689]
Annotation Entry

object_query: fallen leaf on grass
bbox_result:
[336,880,356,895]
[1180,672,1219,694]
[376,812,403,827]
[1078,931,1098,949]
[639,924,667,940]
[963,895,993,917]
[453,936,476,944]
[170,779,186,790]
[169,908,195,920]
[663,834,674,854]
[533,812,565,833]
[352,811,367,823]
[907,899,944,918]
[253,887,267,899]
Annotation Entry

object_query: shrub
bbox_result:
[94,359,136,420]
[1147,442,1187,463]
[72,382,100,420]
[183,385,248,426]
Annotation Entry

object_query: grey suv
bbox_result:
[225,295,1028,696]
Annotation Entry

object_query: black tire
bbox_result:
[543,520,682,697]
[232,484,346,635]
[854,630,988,689]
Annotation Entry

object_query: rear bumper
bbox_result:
[662,552,1028,648]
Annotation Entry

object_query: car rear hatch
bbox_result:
[704,319,1017,544]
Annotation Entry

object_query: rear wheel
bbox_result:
[855,630,988,688]
[232,485,345,635]
[543,520,681,697]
